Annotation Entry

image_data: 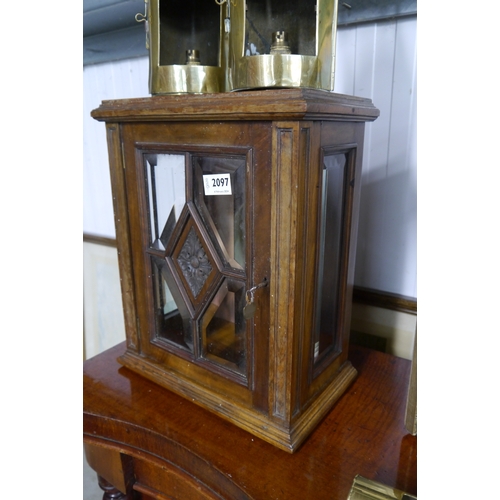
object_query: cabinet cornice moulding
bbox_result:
[90,90,380,124]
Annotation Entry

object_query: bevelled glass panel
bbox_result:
[193,156,246,270]
[145,153,186,250]
[145,153,191,351]
[314,153,347,364]
[200,279,246,374]
[244,0,316,56]
[151,255,193,351]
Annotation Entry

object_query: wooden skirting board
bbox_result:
[353,286,416,315]
[83,233,117,248]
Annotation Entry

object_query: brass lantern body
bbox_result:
[147,0,227,94]
[228,0,339,91]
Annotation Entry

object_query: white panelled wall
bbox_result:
[83,16,417,358]
[83,56,149,238]
[335,17,417,299]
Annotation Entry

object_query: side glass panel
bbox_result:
[193,156,246,271]
[313,153,347,364]
[200,279,247,375]
[145,153,193,351]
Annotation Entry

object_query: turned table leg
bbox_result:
[97,476,127,500]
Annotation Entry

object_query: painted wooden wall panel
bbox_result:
[83,242,126,359]
[336,16,417,298]
[83,57,149,238]
[83,15,417,298]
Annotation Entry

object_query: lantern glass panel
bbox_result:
[314,153,347,363]
[159,0,221,66]
[244,0,317,56]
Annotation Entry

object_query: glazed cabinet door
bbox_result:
[120,121,272,411]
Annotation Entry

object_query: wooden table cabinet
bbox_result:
[91,90,379,452]
[83,342,417,500]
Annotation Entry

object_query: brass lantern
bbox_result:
[145,0,227,94]
[227,0,339,91]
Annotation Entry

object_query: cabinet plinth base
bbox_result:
[119,350,357,453]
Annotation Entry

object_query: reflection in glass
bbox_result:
[193,156,246,270]
[201,279,246,374]
[314,153,347,363]
[145,153,185,250]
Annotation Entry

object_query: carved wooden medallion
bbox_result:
[177,227,213,297]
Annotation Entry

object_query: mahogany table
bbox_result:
[83,342,417,499]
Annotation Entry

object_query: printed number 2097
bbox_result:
[212,177,229,187]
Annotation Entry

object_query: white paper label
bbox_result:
[203,174,232,196]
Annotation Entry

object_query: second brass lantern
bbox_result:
[227,0,339,91]
[145,0,339,93]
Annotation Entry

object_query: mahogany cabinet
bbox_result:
[91,89,379,452]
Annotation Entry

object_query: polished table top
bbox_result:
[83,342,417,499]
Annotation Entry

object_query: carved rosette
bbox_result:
[177,228,213,297]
